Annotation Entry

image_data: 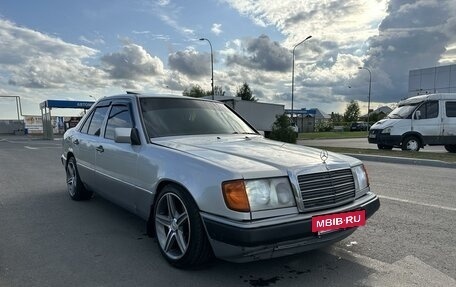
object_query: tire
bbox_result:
[444,144,456,153]
[66,157,93,201]
[154,184,213,269]
[377,144,393,150]
[401,136,421,151]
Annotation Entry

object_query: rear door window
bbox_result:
[80,112,94,134]
[87,106,109,136]
[104,105,134,140]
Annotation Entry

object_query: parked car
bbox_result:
[62,93,380,268]
[368,93,456,152]
[350,121,369,131]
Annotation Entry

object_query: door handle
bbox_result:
[72,139,79,145]
[96,145,104,153]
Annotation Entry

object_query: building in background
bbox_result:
[359,106,393,122]
[285,108,330,133]
[23,115,81,134]
[409,64,456,97]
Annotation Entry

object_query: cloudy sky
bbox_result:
[1,0,455,119]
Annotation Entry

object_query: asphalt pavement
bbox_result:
[0,136,455,287]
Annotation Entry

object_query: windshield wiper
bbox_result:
[232,132,258,135]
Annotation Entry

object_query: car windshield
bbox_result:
[387,104,418,119]
[140,98,257,137]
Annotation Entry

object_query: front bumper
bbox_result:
[368,129,401,146]
[61,154,67,167]
[202,193,380,262]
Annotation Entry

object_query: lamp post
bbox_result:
[358,67,371,131]
[199,38,214,100]
[291,35,312,123]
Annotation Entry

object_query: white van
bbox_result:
[368,93,456,152]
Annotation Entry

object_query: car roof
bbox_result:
[399,93,456,106]
[97,92,216,103]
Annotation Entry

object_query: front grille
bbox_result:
[298,169,355,209]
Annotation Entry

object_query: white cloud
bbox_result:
[225,0,388,48]
[168,49,210,78]
[0,19,107,90]
[142,2,195,39]
[101,43,164,80]
[211,23,223,35]
[79,35,105,46]
[158,0,170,6]
[0,19,98,65]
[225,35,291,72]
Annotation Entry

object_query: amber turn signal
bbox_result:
[222,180,250,212]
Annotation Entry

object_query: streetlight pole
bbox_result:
[199,38,214,100]
[358,66,372,131]
[291,35,312,123]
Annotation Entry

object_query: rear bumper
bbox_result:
[202,193,380,262]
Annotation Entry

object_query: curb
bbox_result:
[345,153,456,169]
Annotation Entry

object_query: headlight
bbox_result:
[381,126,392,134]
[222,177,296,212]
[352,164,369,191]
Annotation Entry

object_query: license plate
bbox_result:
[312,210,366,233]
[368,134,376,138]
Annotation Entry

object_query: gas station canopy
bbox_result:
[39,100,94,110]
[40,100,95,139]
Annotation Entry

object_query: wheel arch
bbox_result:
[401,131,424,147]
[146,180,199,237]
[65,151,75,168]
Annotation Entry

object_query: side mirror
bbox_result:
[114,128,141,145]
[414,110,421,120]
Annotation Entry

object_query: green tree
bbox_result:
[343,100,360,123]
[183,85,209,98]
[236,82,257,101]
[330,112,344,125]
[269,114,297,144]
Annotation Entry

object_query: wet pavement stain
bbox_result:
[243,276,283,287]
[240,265,312,286]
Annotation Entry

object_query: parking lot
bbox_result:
[1,136,455,287]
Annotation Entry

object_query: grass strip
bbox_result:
[298,131,368,140]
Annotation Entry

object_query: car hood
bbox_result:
[370,118,402,129]
[153,135,360,178]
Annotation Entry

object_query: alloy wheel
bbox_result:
[66,162,76,197]
[155,193,190,260]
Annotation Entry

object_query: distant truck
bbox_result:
[368,93,456,152]
[217,97,285,136]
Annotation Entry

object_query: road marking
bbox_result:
[24,146,39,150]
[330,247,456,286]
[379,195,456,212]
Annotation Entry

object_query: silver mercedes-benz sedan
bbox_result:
[61,93,380,268]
